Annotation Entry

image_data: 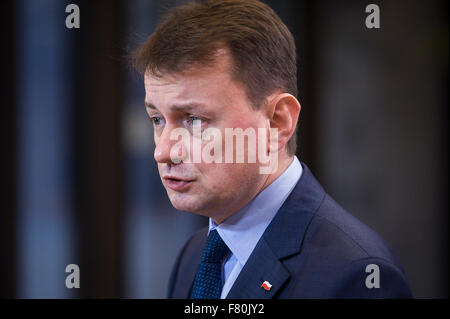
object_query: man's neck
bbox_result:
[211,153,295,225]
[259,153,295,192]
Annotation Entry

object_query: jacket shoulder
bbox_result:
[310,194,402,264]
[289,194,413,298]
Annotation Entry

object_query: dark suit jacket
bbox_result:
[167,163,413,298]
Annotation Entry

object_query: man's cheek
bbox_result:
[195,169,219,192]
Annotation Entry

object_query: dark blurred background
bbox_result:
[1,0,448,298]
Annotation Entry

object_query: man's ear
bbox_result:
[266,93,301,153]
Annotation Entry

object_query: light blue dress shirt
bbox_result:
[208,155,303,298]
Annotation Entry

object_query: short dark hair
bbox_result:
[132,0,298,155]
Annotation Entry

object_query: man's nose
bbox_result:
[154,126,187,164]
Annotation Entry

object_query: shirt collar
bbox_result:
[208,156,303,266]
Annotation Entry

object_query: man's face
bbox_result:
[144,52,271,223]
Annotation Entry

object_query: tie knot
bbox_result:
[202,230,230,263]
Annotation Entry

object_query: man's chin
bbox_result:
[168,195,214,217]
[167,194,199,213]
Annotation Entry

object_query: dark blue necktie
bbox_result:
[190,230,231,299]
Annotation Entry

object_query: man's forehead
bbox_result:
[144,73,193,107]
[144,71,178,88]
[144,78,216,112]
[144,74,235,113]
[144,76,218,115]
[144,47,232,87]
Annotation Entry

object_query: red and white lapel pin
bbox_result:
[261,280,272,291]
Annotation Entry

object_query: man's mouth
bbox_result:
[162,176,194,191]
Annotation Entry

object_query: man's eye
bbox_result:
[150,116,163,125]
[187,115,202,126]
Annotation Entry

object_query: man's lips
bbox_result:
[162,176,195,191]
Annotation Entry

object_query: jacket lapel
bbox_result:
[226,163,325,299]
[225,237,290,298]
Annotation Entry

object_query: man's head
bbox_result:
[134,0,301,223]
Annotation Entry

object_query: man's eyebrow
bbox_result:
[145,102,209,112]
[170,103,207,112]
[145,101,157,109]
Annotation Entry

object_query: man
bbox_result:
[133,0,412,298]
